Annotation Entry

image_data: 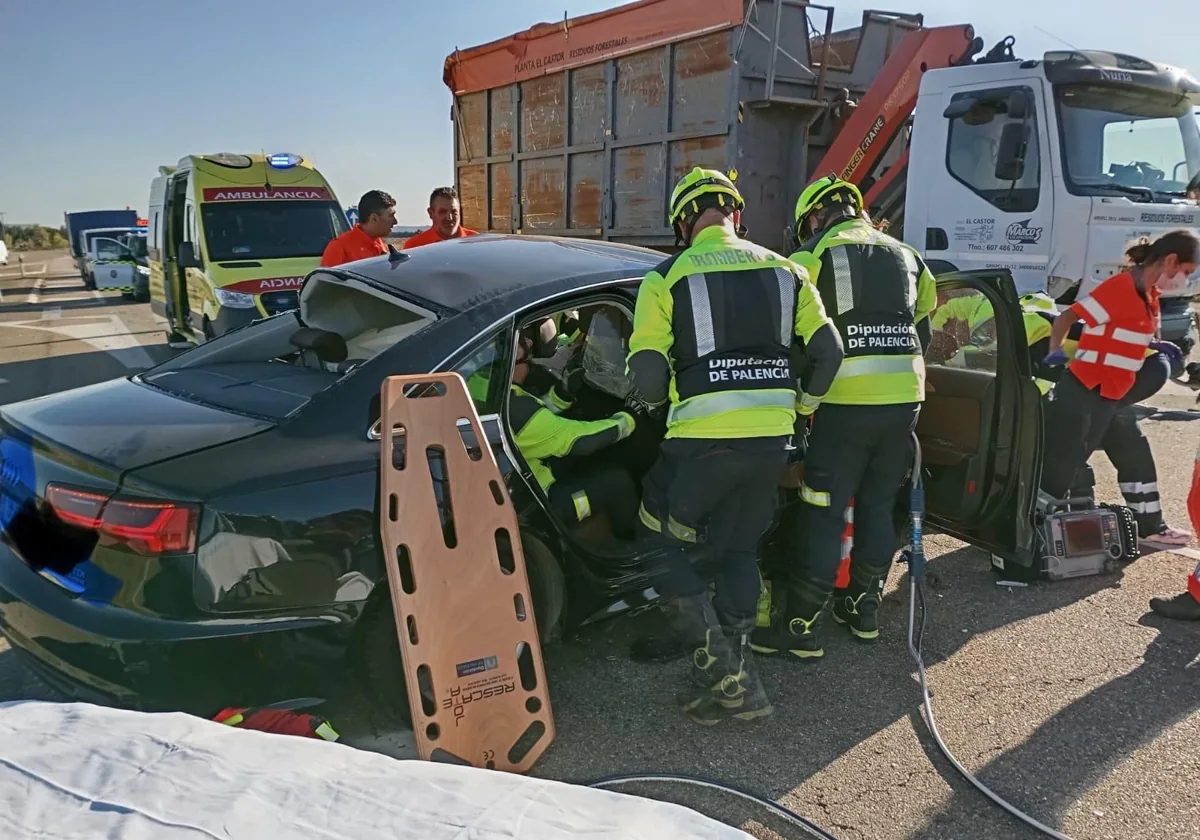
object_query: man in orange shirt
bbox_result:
[320,190,396,267]
[402,186,478,249]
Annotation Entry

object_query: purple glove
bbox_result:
[1042,348,1068,366]
[1150,340,1184,370]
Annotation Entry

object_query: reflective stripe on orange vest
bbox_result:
[1069,272,1158,400]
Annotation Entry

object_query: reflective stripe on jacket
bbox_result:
[1068,272,1158,400]
[790,217,936,405]
[509,384,632,490]
[627,224,838,439]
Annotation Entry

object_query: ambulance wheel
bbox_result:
[83,273,95,290]
[355,530,565,727]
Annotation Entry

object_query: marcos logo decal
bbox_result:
[202,187,331,202]
[224,276,306,294]
[1006,219,1043,244]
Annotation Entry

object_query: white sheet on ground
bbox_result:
[0,701,751,840]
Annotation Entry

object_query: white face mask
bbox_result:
[1158,270,1191,294]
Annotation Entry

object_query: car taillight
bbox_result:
[46,484,199,555]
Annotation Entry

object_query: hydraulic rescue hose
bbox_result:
[586,774,839,840]
[904,431,1077,840]
[587,434,1079,840]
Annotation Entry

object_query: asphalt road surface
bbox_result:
[2,252,1199,840]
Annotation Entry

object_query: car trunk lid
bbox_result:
[0,377,271,600]
[1,377,273,475]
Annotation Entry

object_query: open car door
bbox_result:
[918,269,1043,566]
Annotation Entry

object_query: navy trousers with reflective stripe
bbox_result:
[1104,412,1162,533]
[548,465,639,539]
[797,402,919,591]
[1041,355,1167,506]
[641,437,788,624]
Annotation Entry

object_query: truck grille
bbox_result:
[260,291,300,315]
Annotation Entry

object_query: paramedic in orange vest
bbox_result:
[1038,230,1200,510]
[402,186,478,249]
[1149,434,1200,620]
[320,190,394,266]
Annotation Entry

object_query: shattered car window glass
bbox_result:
[925,288,999,374]
[580,305,634,399]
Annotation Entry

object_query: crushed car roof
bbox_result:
[329,234,662,313]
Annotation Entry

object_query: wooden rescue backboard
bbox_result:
[378,373,555,773]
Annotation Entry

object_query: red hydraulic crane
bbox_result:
[810,24,986,225]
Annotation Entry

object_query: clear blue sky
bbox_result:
[1,0,1195,227]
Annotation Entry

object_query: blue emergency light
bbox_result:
[267,153,302,169]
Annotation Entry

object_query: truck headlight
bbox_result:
[213,288,257,309]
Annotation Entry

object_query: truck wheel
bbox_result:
[354,530,566,726]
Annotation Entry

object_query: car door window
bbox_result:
[925,288,1000,374]
[918,273,1042,563]
[945,86,1041,213]
[452,329,511,415]
[95,239,124,262]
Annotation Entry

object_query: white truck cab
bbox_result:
[905,49,1200,347]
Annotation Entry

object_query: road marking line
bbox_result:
[24,275,48,306]
[0,264,46,280]
[0,313,159,370]
[1165,546,1200,562]
[107,314,157,369]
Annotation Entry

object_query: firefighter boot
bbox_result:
[749,582,827,660]
[661,593,730,692]
[683,619,774,726]
[833,571,885,642]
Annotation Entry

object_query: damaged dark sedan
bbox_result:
[0,234,1042,715]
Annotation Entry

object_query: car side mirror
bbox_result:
[994,122,1030,182]
[177,241,203,269]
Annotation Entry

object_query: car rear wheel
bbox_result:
[355,530,565,727]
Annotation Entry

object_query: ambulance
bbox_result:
[147,153,348,343]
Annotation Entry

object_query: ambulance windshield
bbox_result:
[1055,83,1200,199]
[201,201,349,262]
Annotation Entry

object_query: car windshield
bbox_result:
[139,273,438,420]
[95,239,127,261]
[124,236,148,258]
[1055,83,1200,199]
[84,230,127,253]
[200,200,348,262]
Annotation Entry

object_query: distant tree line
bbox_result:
[3,225,69,251]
